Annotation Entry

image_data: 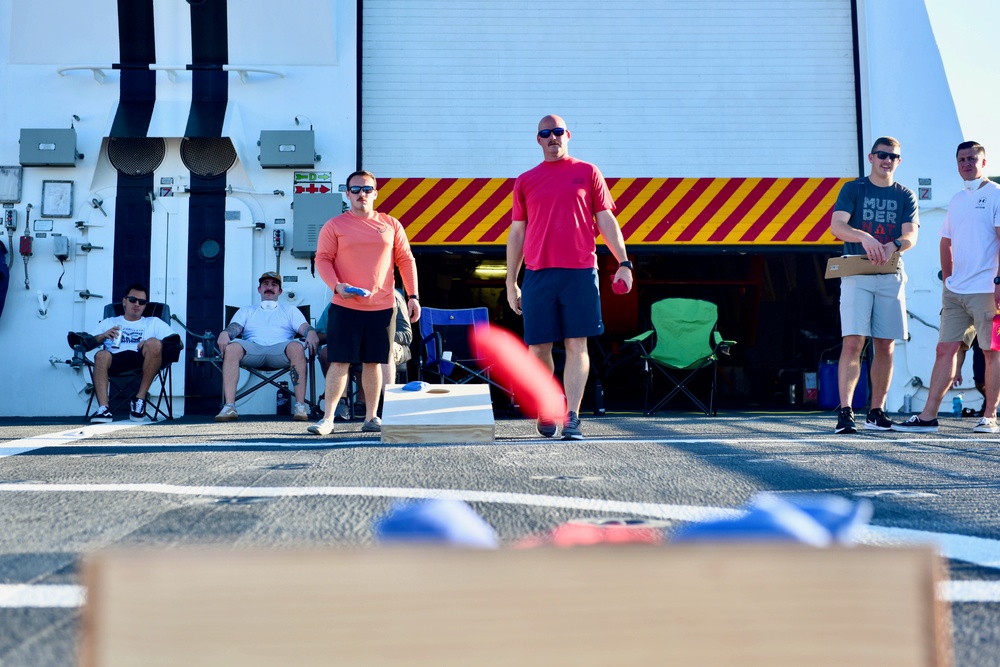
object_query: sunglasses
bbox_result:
[125,296,148,305]
[872,151,900,161]
[348,185,375,194]
[537,128,566,139]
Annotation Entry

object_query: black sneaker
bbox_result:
[536,418,557,438]
[835,407,856,434]
[129,397,147,422]
[562,411,583,440]
[90,405,113,423]
[891,415,939,433]
[864,408,893,430]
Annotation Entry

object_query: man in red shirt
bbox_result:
[308,170,420,435]
[506,115,633,440]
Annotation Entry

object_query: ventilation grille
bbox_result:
[181,138,237,178]
[108,137,166,177]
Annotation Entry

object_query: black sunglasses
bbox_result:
[125,296,148,305]
[537,128,566,139]
[872,150,900,161]
[348,185,375,194]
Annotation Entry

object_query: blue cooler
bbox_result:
[818,360,868,410]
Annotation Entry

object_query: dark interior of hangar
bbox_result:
[409,249,844,414]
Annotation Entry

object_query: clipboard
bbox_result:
[825,252,900,279]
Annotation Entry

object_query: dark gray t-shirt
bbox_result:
[834,177,919,255]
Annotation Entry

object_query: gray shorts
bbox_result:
[839,271,907,340]
[230,340,302,370]
[940,286,996,349]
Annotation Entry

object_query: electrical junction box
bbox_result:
[20,129,78,167]
[291,172,337,258]
[258,130,316,168]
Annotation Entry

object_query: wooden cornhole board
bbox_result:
[380,383,494,443]
[80,545,951,667]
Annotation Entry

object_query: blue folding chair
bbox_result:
[417,307,512,403]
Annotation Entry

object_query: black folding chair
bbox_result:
[69,301,183,421]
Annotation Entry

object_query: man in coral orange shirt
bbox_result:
[308,170,420,435]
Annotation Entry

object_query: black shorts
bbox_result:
[108,350,144,374]
[325,305,393,364]
[521,268,603,345]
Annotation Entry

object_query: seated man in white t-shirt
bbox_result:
[89,283,177,423]
[214,271,319,422]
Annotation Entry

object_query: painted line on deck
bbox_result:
[0,424,141,458]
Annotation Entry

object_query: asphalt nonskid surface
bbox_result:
[1,410,1000,666]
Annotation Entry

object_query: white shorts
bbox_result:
[839,270,907,340]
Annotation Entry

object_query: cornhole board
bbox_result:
[380,383,494,443]
[80,545,951,667]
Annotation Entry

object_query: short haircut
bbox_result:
[123,283,148,300]
[870,136,900,153]
[346,170,377,189]
[956,141,986,158]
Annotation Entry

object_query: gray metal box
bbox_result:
[19,129,77,167]
[258,130,316,168]
[291,174,338,257]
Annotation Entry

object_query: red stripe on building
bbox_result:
[378,178,424,214]
[675,178,746,242]
[802,205,838,242]
[402,178,456,230]
[447,180,515,243]
[642,178,714,243]
[411,178,491,243]
[611,177,651,212]
[738,178,808,242]
[708,178,776,242]
[620,178,683,239]
[770,178,840,242]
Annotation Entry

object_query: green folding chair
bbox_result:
[626,298,735,416]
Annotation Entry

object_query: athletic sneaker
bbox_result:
[973,417,999,433]
[835,407,856,434]
[562,411,583,440]
[891,415,939,433]
[90,405,113,423]
[864,408,893,431]
[129,397,147,422]
[361,417,382,433]
[307,419,334,435]
[214,404,238,422]
[334,398,351,421]
[536,418,557,438]
[292,402,309,421]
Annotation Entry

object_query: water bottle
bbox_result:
[952,393,963,418]
[276,381,291,415]
[194,342,204,359]
[593,379,606,416]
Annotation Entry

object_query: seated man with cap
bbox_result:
[214,271,319,422]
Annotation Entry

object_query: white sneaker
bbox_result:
[214,404,238,422]
[973,417,999,433]
[293,402,309,421]
[307,419,334,435]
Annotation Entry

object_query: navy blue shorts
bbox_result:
[326,305,393,364]
[521,268,603,345]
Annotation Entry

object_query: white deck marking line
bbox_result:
[1,579,998,609]
[1,482,1000,569]
[0,584,85,608]
[0,424,140,458]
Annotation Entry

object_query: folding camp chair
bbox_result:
[69,301,183,421]
[206,305,317,413]
[625,298,735,416]
[418,307,513,403]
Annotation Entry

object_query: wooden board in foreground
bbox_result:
[81,544,951,667]
[380,383,494,443]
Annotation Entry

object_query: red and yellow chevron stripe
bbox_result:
[375,177,850,246]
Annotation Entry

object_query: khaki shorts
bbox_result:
[230,340,302,370]
[940,287,997,350]
[839,271,908,340]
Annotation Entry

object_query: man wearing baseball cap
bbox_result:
[214,271,319,421]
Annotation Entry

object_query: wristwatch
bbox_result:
[892,239,902,250]
[619,260,634,270]
[993,277,1000,286]
[408,294,419,301]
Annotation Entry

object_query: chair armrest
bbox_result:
[624,330,653,344]
[161,334,184,364]
[67,331,100,352]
